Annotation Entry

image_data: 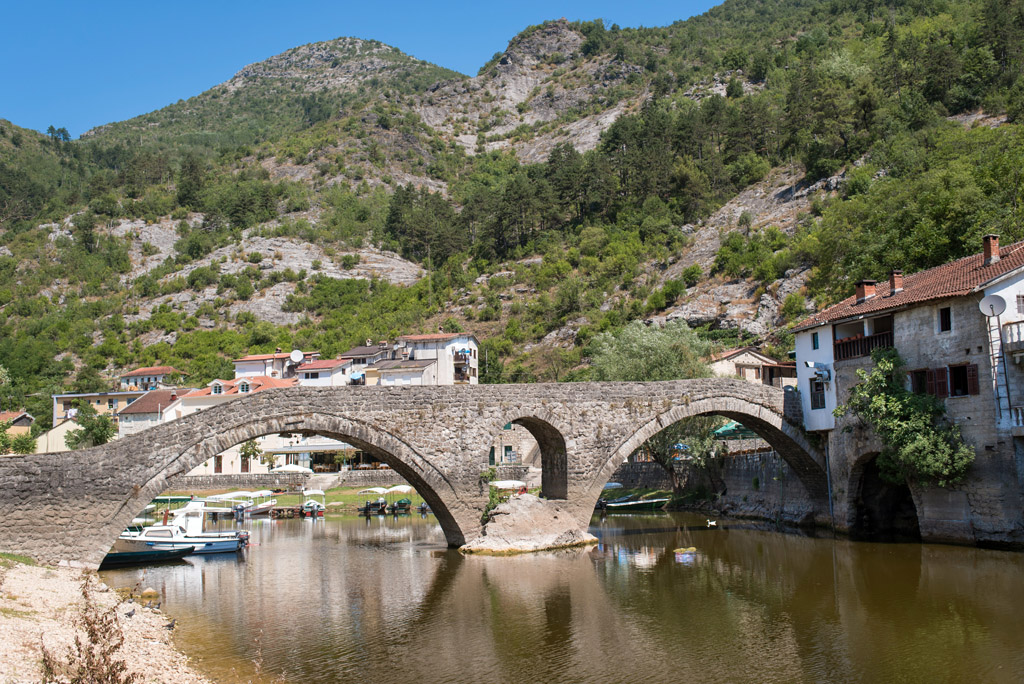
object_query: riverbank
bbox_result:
[0,554,210,683]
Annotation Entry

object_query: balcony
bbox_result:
[1004,321,1024,354]
[834,330,893,361]
[453,352,471,365]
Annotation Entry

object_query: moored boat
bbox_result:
[119,502,248,554]
[600,496,670,512]
[99,545,196,569]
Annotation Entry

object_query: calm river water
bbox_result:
[100,513,1024,683]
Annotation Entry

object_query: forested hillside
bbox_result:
[2,0,1024,432]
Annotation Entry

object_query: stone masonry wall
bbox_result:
[0,379,831,568]
[173,473,309,491]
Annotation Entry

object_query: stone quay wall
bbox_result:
[173,473,309,491]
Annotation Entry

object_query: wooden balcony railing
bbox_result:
[834,330,893,361]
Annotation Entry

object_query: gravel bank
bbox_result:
[0,558,210,683]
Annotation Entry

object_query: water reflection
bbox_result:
[101,513,1024,684]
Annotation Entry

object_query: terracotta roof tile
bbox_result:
[399,333,468,342]
[121,365,186,378]
[0,410,32,423]
[118,389,187,415]
[298,359,351,371]
[794,240,1024,331]
[182,376,297,398]
[233,352,320,362]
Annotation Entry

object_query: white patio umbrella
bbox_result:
[274,464,313,474]
[489,480,526,490]
[358,487,388,495]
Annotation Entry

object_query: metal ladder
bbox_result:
[987,317,1010,417]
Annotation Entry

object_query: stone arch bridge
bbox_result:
[0,380,828,568]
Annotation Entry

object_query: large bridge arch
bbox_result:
[92,408,473,562]
[585,394,830,517]
[491,408,570,500]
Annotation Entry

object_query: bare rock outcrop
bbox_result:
[461,494,597,554]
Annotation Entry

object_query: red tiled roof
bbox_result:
[233,352,319,362]
[122,365,186,378]
[118,389,187,415]
[794,240,1024,331]
[298,359,351,371]
[182,376,297,397]
[710,346,773,362]
[0,410,32,423]
[399,333,470,342]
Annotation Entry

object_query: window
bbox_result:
[214,455,223,473]
[212,383,222,395]
[909,369,928,394]
[108,399,115,409]
[939,307,952,332]
[810,379,826,410]
[504,445,514,463]
[1018,294,1024,314]
[241,455,250,473]
[239,382,250,393]
[304,372,319,380]
[812,332,819,350]
[948,364,979,397]
[488,447,495,466]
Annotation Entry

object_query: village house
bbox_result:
[232,349,320,379]
[710,347,797,388]
[295,357,354,386]
[0,410,34,436]
[50,390,146,429]
[793,234,1024,543]
[116,389,189,438]
[118,365,187,391]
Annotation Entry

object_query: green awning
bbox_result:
[712,421,758,440]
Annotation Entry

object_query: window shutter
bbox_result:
[934,367,949,399]
[967,363,979,395]
[926,369,936,396]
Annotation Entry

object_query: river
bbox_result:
[100,513,1024,683]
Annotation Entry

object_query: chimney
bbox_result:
[855,279,877,304]
[379,340,387,349]
[275,347,282,353]
[889,270,903,294]
[170,392,177,402]
[366,339,372,347]
[984,234,1000,265]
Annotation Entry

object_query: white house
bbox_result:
[710,347,797,388]
[295,358,354,386]
[117,388,188,438]
[364,359,438,386]
[119,365,187,391]
[396,333,479,384]
[233,349,320,379]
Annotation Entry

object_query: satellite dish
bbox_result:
[289,349,304,363]
[979,294,1006,317]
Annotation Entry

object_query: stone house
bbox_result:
[793,234,1024,545]
[116,389,189,438]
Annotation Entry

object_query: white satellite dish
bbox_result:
[979,294,1006,317]
[289,349,304,363]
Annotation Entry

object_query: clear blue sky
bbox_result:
[2,1,717,138]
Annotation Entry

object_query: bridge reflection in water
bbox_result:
[100,514,1024,683]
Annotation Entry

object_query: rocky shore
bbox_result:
[461,494,597,554]
[0,557,210,683]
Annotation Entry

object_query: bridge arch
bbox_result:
[586,394,830,516]
[506,415,568,500]
[95,407,473,562]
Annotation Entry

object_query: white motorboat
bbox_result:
[302,489,326,518]
[119,502,248,554]
[247,490,277,517]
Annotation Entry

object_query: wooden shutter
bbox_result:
[967,363,979,395]
[934,367,949,399]
[926,369,936,396]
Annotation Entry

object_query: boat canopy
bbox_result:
[603,482,624,490]
[251,490,274,498]
[386,485,413,494]
[302,489,326,497]
[358,487,387,494]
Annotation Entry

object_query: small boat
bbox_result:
[247,490,277,517]
[601,496,670,512]
[358,498,389,516]
[99,546,196,569]
[388,498,413,514]
[119,502,248,554]
[302,489,326,518]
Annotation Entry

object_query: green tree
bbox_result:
[240,439,272,467]
[64,402,116,450]
[11,432,36,454]
[587,321,721,491]
[834,348,974,487]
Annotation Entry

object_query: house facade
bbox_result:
[710,347,797,388]
[793,234,1024,544]
[295,358,354,386]
[117,389,187,438]
[0,411,34,436]
[51,390,146,429]
[396,333,479,384]
[233,349,320,379]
